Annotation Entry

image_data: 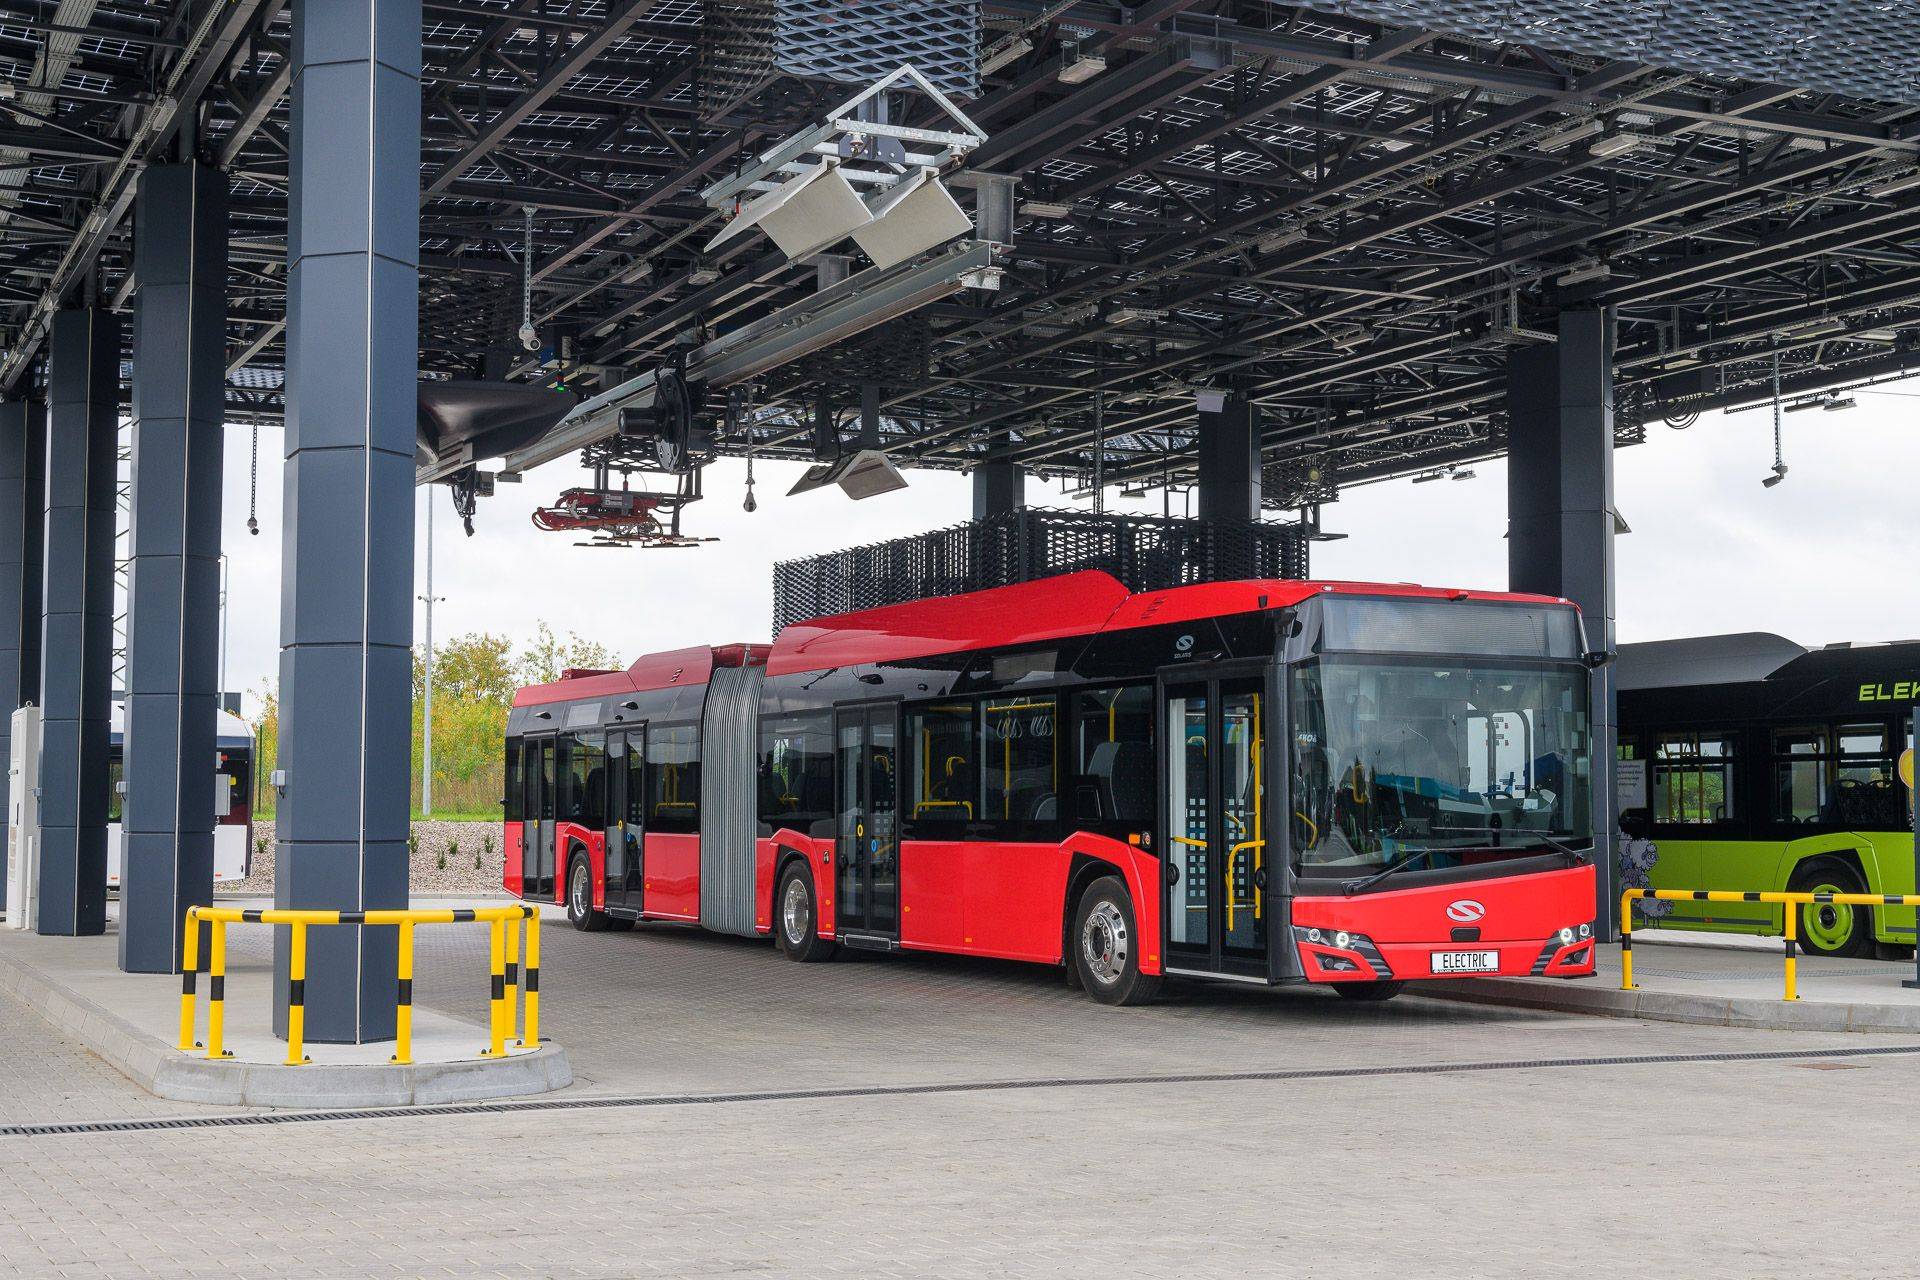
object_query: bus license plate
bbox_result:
[1430,950,1500,975]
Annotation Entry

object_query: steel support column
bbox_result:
[1197,393,1260,576]
[1507,308,1619,938]
[119,161,227,974]
[0,398,43,917]
[971,460,1025,519]
[275,0,420,1042]
[38,310,118,936]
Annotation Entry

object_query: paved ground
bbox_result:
[6,906,1920,1277]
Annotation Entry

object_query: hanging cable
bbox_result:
[246,422,259,535]
[1763,351,1789,488]
[517,205,538,352]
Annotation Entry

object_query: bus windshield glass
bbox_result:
[1290,657,1593,876]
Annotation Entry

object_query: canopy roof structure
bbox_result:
[6,1,1920,505]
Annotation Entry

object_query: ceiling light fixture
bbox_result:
[1589,132,1654,159]
[1258,228,1307,254]
[1533,119,1604,151]
[1022,200,1073,219]
[980,35,1033,75]
[1555,259,1611,287]
[1869,170,1920,198]
[1057,43,1107,84]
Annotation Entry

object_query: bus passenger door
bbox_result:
[521,736,549,901]
[1162,675,1269,979]
[834,704,899,940]
[605,728,645,914]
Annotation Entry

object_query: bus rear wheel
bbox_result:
[1789,858,1872,958]
[776,864,838,963]
[1072,876,1160,1006]
[566,851,608,933]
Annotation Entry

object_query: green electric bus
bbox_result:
[1616,634,1917,957]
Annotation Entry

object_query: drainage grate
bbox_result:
[9,1042,1920,1139]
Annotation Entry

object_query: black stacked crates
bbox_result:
[772,508,1310,632]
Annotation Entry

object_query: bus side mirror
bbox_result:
[1581,649,1615,670]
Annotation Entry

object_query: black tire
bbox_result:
[1071,875,1160,1006]
[566,849,608,932]
[1788,857,1873,958]
[1333,980,1405,1002]
[775,863,838,962]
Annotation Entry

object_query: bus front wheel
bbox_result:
[1333,980,1405,1002]
[1072,876,1160,1006]
[1789,858,1872,958]
[567,851,608,933]
[775,864,838,963]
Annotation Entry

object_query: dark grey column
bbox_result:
[1507,308,1619,937]
[38,309,118,936]
[1197,393,1260,576]
[0,398,44,917]
[119,161,227,974]
[971,460,1024,519]
[275,0,419,1042]
[1196,394,1260,522]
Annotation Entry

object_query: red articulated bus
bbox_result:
[504,570,1600,1004]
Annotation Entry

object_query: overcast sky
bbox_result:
[209,391,1920,713]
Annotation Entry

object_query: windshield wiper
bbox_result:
[1343,847,1439,896]
[1425,825,1591,862]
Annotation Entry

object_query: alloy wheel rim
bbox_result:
[572,863,588,917]
[1081,900,1128,984]
[783,877,809,943]
[1803,882,1854,952]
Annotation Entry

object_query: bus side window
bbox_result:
[1653,732,1737,824]
[907,703,977,825]
[647,723,701,834]
[981,695,1058,825]
[504,739,523,823]
[1071,685,1153,828]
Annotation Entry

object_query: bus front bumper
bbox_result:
[1292,863,1600,983]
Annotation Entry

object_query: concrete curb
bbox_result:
[1411,976,1920,1035]
[0,943,573,1108]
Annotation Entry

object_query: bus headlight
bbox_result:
[1559,927,1575,945]
[1578,922,1592,940]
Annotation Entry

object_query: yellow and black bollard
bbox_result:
[1783,899,1800,1001]
[1619,890,1636,991]
[484,917,507,1057]
[391,919,416,1065]
[206,917,231,1059]
[521,906,541,1048]
[177,908,201,1051]
[504,912,521,1042]
[285,920,310,1065]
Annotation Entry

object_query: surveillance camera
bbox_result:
[518,322,539,352]
[1761,463,1788,488]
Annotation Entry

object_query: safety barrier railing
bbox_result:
[175,904,541,1067]
[1621,888,1920,1002]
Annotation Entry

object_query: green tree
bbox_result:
[250,681,279,819]
[514,621,621,686]
[412,632,517,702]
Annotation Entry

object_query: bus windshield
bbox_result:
[1289,657,1593,876]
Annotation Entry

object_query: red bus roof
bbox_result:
[513,642,768,707]
[763,570,1571,677]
